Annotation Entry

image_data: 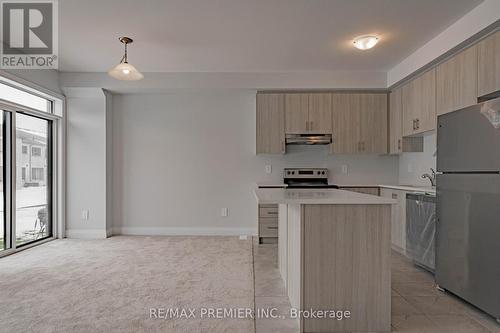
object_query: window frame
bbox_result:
[0,88,63,257]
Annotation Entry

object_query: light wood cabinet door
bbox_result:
[436,45,477,116]
[380,188,406,254]
[402,68,436,135]
[308,93,332,134]
[331,93,361,154]
[285,94,309,133]
[360,93,387,154]
[341,187,380,196]
[389,88,403,154]
[477,31,500,97]
[256,93,285,154]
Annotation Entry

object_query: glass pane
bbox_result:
[16,113,51,245]
[0,83,48,112]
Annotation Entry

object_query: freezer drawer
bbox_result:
[437,101,500,173]
[436,174,500,319]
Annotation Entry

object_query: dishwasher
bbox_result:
[406,192,436,273]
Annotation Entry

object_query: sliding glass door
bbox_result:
[15,113,52,246]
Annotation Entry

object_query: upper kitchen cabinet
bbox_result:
[402,68,436,136]
[477,31,500,98]
[308,93,332,134]
[360,93,388,154]
[331,93,387,154]
[285,94,309,133]
[436,45,477,116]
[285,93,332,134]
[389,88,423,154]
[331,93,360,154]
[256,93,285,154]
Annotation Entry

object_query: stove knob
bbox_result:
[322,171,325,175]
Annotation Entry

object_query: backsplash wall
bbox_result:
[398,133,437,187]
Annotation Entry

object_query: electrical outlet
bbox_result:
[239,235,248,240]
[341,165,348,174]
[265,165,272,174]
[221,208,228,217]
[81,209,89,220]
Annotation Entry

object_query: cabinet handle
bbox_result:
[416,119,420,130]
[309,121,313,131]
[266,212,278,215]
[267,226,278,230]
[412,119,416,130]
[357,142,361,152]
[306,121,309,132]
[398,139,401,151]
[282,141,285,153]
[362,141,365,151]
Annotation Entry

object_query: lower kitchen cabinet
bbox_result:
[258,204,278,243]
[380,188,407,254]
[340,186,380,196]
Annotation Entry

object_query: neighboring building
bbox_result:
[16,129,48,189]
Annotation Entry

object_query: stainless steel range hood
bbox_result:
[285,134,332,145]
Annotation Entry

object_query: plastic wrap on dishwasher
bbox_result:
[406,194,436,272]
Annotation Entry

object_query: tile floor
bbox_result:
[253,237,500,333]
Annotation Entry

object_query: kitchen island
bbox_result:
[254,188,395,333]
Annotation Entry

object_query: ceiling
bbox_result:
[59,0,484,73]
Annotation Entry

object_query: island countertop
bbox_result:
[254,188,396,205]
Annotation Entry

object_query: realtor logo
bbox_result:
[1,0,58,69]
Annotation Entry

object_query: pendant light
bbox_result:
[108,37,144,81]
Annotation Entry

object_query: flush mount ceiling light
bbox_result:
[108,37,144,81]
[353,35,379,50]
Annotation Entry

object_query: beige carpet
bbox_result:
[0,236,255,333]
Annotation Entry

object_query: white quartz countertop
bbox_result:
[254,188,395,205]
[378,185,436,193]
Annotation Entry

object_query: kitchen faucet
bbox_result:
[421,168,436,187]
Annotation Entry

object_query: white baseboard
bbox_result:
[66,229,109,239]
[113,226,257,236]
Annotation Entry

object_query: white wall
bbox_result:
[388,0,500,86]
[398,133,436,187]
[112,91,398,235]
[65,88,109,238]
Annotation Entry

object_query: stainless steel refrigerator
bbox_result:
[436,96,500,321]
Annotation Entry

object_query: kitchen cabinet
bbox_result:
[308,93,332,133]
[477,31,500,98]
[380,188,407,255]
[256,93,285,154]
[340,186,380,196]
[436,45,477,116]
[285,93,332,134]
[258,204,278,243]
[331,93,360,153]
[402,68,436,136]
[331,93,387,154]
[360,93,387,153]
[389,88,423,154]
[285,94,309,133]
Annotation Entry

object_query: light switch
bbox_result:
[265,165,272,174]
[81,209,89,220]
[341,165,348,174]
